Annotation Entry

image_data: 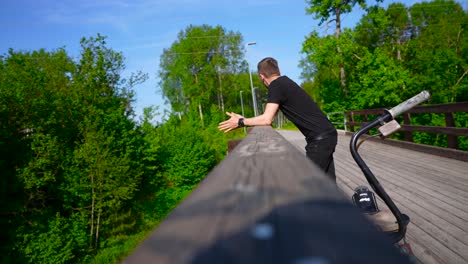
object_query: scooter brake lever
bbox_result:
[378,120,401,137]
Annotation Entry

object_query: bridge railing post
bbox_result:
[326,111,347,131]
[339,102,467,151]
[403,113,413,142]
[445,112,458,149]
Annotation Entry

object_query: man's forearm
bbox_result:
[243,114,273,127]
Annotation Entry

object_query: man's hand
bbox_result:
[218,112,244,133]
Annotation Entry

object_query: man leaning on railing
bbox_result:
[218,57,338,183]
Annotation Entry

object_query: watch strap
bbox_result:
[238,118,245,127]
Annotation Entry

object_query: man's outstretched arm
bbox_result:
[218,103,280,133]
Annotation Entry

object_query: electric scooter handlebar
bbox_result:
[350,90,431,244]
[387,90,431,118]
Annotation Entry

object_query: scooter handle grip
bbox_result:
[387,90,431,118]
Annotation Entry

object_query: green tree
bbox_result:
[348,47,415,109]
[354,3,412,59]
[61,35,144,252]
[301,0,467,150]
[0,47,75,263]
[159,25,247,119]
[305,0,378,95]
[302,0,467,111]
[301,29,364,109]
[406,0,467,103]
[1,34,150,262]
[18,213,85,264]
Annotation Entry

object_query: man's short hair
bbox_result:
[257,57,280,77]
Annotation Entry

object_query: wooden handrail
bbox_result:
[123,126,411,263]
[345,122,468,137]
[345,102,468,150]
[347,102,468,115]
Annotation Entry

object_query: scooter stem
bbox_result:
[349,112,407,244]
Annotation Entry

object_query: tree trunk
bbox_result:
[90,174,95,247]
[95,209,101,248]
[340,65,346,94]
[335,8,341,38]
[456,27,462,55]
[95,179,103,249]
[218,72,224,112]
[397,37,402,61]
[198,104,204,128]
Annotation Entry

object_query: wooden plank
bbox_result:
[400,125,468,136]
[345,102,468,115]
[408,102,468,114]
[277,130,468,264]
[344,131,468,162]
[353,149,468,202]
[348,109,385,115]
[336,161,468,264]
[403,113,413,142]
[337,161,468,258]
[336,178,430,264]
[123,127,411,264]
[332,137,468,225]
[282,131,468,195]
[445,112,458,148]
[358,140,468,179]
[344,123,468,136]
[351,138,468,200]
[343,102,468,153]
[405,233,444,264]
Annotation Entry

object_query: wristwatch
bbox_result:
[238,118,245,128]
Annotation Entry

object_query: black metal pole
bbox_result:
[349,112,408,244]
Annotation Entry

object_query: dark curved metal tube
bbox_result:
[349,112,408,244]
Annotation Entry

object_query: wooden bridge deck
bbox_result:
[277,130,468,264]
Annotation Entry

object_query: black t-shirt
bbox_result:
[267,76,335,138]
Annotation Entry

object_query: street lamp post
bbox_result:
[253,87,259,116]
[246,42,258,116]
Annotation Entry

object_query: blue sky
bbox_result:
[1,0,423,120]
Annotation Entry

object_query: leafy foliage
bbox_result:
[159,24,263,119]
[0,33,229,263]
[301,0,467,149]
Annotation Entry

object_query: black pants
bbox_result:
[305,135,337,183]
